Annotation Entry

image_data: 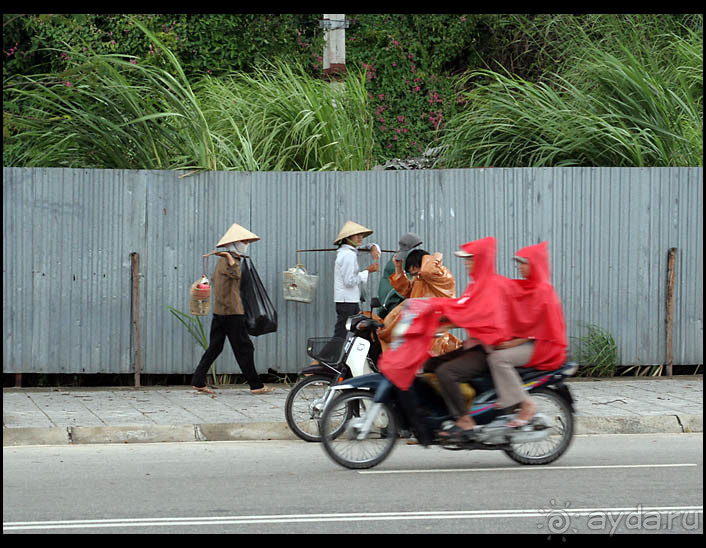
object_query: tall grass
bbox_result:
[4,20,218,170]
[570,323,619,378]
[196,61,374,171]
[440,15,702,167]
[3,22,373,171]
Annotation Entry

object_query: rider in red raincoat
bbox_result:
[379,236,511,391]
[379,237,568,434]
[501,241,567,371]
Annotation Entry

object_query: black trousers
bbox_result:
[191,314,263,390]
[318,302,360,362]
[333,302,360,338]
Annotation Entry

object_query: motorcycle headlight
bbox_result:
[345,317,353,332]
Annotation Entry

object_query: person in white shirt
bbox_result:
[322,221,380,358]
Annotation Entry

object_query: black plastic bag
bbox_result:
[240,256,277,336]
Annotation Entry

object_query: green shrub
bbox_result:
[570,324,619,377]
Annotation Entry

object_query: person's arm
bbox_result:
[358,242,381,260]
[389,256,413,297]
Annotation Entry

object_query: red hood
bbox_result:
[501,241,567,370]
[459,236,497,287]
[515,241,550,287]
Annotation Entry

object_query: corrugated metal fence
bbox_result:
[3,167,703,375]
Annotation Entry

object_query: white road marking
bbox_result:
[4,506,702,531]
[358,463,698,474]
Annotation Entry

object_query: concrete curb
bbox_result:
[3,415,702,447]
[575,414,703,435]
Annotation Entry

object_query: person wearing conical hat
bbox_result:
[191,223,274,395]
[326,221,381,348]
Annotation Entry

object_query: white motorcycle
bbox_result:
[285,313,383,442]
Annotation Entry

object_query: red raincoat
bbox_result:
[379,237,512,390]
[501,241,567,371]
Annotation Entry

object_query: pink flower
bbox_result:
[392,62,396,67]
[378,94,385,100]
[63,81,73,87]
[397,115,405,123]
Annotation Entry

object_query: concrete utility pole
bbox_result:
[321,14,348,79]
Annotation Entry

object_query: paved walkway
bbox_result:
[3,377,702,446]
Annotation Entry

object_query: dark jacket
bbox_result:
[376,259,404,318]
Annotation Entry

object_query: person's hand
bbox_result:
[366,262,380,273]
[371,244,381,261]
[393,255,404,273]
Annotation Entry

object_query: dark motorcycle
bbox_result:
[285,312,384,442]
[319,358,577,469]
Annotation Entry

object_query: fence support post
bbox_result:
[131,252,142,387]
[665,247,677,377]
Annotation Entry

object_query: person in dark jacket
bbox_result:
[376,232,423,319]
[191,223,275,395]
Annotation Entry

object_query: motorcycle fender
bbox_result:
[546,382,574,411]
[346,337,372,377]
[298,364,340,378]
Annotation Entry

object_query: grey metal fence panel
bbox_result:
[3,167,702,375]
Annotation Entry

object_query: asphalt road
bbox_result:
[3,433,702,534]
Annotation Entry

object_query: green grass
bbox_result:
[439,15,702,167]
[3,21,373,172]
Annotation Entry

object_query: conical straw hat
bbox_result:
[334,220,373,245]
[217,223,260,246]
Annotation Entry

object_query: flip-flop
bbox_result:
[506,417,531,429]
[250,386,276,395]
[439,424,477,441]
[193,385,215,395]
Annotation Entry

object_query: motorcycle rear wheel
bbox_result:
[285,375,348,442]
[504,387,574,465]
[320,390,398,469]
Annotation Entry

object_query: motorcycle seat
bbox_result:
[470,362,575,393]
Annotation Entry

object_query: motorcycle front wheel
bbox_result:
[285,375,345,442]
[320,390,398,469]
[503,387,574,465]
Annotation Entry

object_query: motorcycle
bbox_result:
[319,348,577,469]
[285,311,384,442]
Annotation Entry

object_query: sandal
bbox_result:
[250,386,276,395]
[506,417,531,429]
[506,400,535,428]
[438,424,477,441]
[193,385,215,395]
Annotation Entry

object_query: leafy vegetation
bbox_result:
[3,13,702,169]
[570,324,619,378]
[440,14,703,167]
[4,21,373,170]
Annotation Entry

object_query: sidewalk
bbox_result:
[3,376,702,446]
